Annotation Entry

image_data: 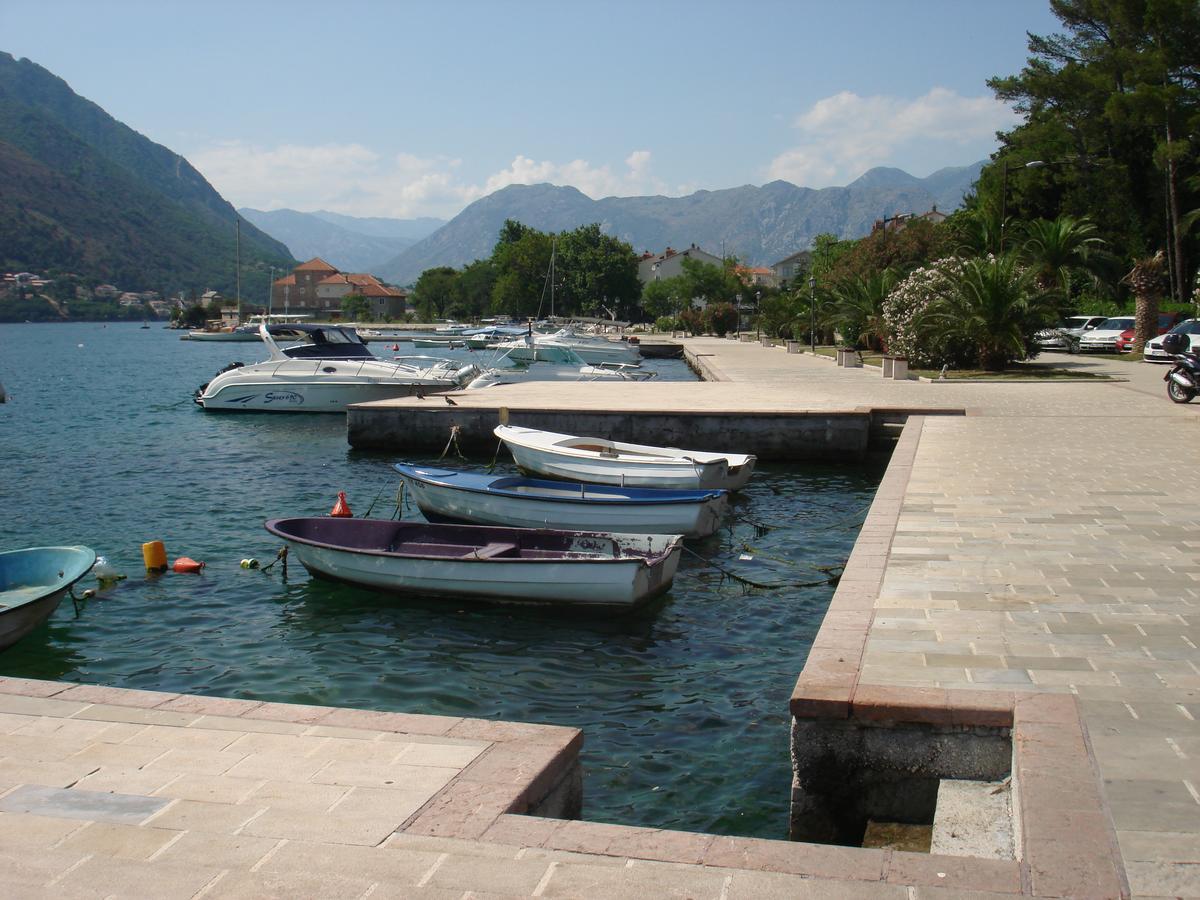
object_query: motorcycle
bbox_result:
[1162,332,1199,403]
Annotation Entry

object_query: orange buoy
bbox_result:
[142,540,168,572]
[172,557,205,573]
[330,491,352,517]
[391,343,400,351]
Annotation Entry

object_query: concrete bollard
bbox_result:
[882,356,909,379]
[786,340,802,354]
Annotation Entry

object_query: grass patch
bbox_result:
[812,347,1111,380]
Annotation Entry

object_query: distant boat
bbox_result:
[265,517,682,611]
[494,424,757,490]
[0,546,96,651]
[140,321,151,329]
[395,463,728,537]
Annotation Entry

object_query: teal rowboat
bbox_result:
[0,546,96,651]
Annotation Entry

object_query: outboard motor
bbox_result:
[1162,332,1199,403]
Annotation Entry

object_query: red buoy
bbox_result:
[391,343,400,351]
[172,557,205,573]
[331,491,352,517]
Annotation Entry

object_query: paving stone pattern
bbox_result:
[1,340,1196,897]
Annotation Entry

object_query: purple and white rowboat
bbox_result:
[264,518,682,611]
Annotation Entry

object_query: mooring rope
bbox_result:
[438,424,466,461]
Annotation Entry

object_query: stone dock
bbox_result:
[2,339,1197,897]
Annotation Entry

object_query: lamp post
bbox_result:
[999,159,1045,254]
[809,275,817,353]
[755,290,761,341]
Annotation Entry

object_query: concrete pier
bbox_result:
[2,337,1197,896]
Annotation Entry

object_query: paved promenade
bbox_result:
[2,339,1197,897]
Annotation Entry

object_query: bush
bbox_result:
[678,308,704,334]
[654,315,677,332]
[882,258,974,368]
[703,302,739,336]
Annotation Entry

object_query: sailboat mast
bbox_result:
[235,218,242,322]
[550,238,555,320]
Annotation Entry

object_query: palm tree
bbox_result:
[826,270,899,350]
[917,255,1056,371]
[1017,216,1109,300]
[1123,251,1165,356]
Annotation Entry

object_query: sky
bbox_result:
[1,0,1063,221]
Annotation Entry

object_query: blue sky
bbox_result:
[2,0,1061,219]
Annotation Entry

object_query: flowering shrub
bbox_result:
[703,302,739,336]
[882,258,974,368]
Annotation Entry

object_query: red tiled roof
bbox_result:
[295,258,338,272]
[273,275,296,286]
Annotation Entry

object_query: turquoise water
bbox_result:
[0,322,882,838]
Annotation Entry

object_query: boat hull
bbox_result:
[265,518,681,611]
[0,546,96,651]
[185,330,262,341]
[396,465,727,537]
[198,378,449,412]
[495,426,756,491]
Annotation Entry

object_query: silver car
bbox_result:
[1036,315,1108,352]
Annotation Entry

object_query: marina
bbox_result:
[0,322,1197,896]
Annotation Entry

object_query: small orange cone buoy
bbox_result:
[331,491,352,517]
[172,557,205,573]
[391,343,400,351]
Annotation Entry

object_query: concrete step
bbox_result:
[931,778,1014,860]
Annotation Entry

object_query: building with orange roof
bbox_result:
[271,259,408,320]
[734,265,777,288]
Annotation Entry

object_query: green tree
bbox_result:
[1016,215,1111,301]
[411,266,459,321]
[491,227,553,319]
[641,275,688,319]
[984,0,1200,301]
[827,270,900,350]
[555,224,641,320]
[450,259,496,321]
[918,255,1058,371]
[340,293,371,321]
[678,256,741,306]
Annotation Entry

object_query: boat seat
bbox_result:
[468,542,519,559]
[394,542,474,557]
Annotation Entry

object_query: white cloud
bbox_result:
[482,151,666,199]
[767,88,1018,187]
[189,141,482,218]
[189,142,671,218]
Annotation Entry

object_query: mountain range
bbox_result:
[372,164,983,285]
[237,208,444,274]
[0,52,294,299]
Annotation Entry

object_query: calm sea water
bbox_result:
[0,322,883,838]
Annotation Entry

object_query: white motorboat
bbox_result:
[394,464,727,537]
[465,346,656,388]
[264,517,683,611]
[494,424,757,490]
[194,324,481,412]
[491,327,642,366]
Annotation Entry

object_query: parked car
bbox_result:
[1035,315,1108,352]
[1144,319,1200,362]
[1079,317,1135,352]
[1112,313,1190,353]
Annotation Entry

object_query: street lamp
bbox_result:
[999,159,1046,253]
[755,291,761,341]
[809,275,817,354]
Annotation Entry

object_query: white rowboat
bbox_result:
[494,424,756,491]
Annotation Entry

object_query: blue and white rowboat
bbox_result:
[395,463,728,538]
[0,546,96,651]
